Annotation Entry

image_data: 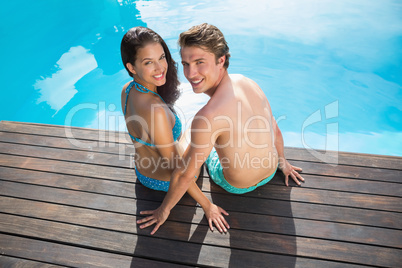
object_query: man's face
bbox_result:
[181,46,224,95]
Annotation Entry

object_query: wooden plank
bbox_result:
[1,213,399,267]
[0,179,179,215]
[0,255,65,267]
[284,146,402,170]
[290,160,402,183]
[0,154,134,183]
[0,131,135,155]
[1,180,400,230]
[1,196,400,249]
[0,120,130,144]
[0,166,137,197]
[203,167,402,198]
[268,174,402,197]
[221,210,402,247]
[0,142,132,168]
[220,183,402,212]
[0,234,183,268]
[209,189,402,227]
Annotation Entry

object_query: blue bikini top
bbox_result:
[123,80,182,147]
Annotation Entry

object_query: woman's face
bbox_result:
[131,42,168,90]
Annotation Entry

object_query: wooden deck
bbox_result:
[0,120,401,267]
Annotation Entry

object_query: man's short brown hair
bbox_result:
[179,23,230,69]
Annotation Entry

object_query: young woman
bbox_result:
[120,27,228,233]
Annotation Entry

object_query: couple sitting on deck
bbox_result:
[120,23,304,235]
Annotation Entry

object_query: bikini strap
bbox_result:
[123,81,134,115]
[124,80,166,115]
[128,132,156,147]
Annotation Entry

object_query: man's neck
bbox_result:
[205,69,229,98]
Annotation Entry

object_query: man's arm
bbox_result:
[273,118,305,186]
[137,113,230,235]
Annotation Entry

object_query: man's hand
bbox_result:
[279,158,304,186]
[137,206,170,235]
[203,203,230,233]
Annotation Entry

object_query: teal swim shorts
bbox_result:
[205,149,277,194]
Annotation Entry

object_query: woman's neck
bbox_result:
[133,76,157,92]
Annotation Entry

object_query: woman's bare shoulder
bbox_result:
[121,81,132,96]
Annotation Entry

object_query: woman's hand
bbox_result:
[203,203,230,233]
[137,206,170,235]
[279,158,305,186]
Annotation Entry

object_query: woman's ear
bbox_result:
[126,62,136,75]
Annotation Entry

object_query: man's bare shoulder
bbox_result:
[194,101,216,121]
[191,96,226,128]
[229,73,245,80]
[229,73,258,88]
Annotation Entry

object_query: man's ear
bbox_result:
[218,55,225,67]
[126,62,136,75]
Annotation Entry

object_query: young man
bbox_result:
[137,23,304,235]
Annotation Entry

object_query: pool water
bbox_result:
[1,0,401,156]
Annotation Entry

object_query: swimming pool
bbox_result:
[1,0,401,156]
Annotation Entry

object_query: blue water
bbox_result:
[1,0,401,156]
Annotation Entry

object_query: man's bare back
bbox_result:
[196,73,278,188]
